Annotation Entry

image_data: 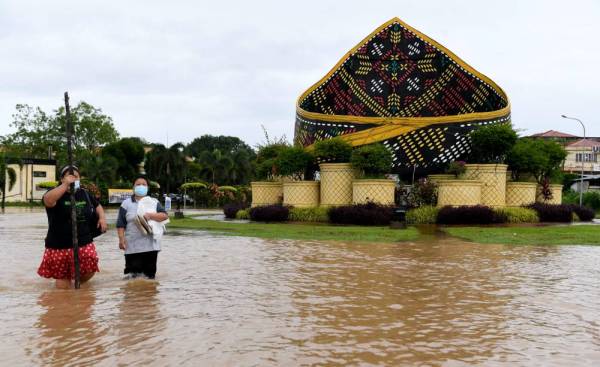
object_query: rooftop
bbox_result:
[567,138,600,148]
[530,130,579,138]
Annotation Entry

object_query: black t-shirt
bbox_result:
[44,189,99,249]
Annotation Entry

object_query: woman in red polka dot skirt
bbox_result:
[38,165,108,289]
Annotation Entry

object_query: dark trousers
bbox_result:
[124,251,158,279]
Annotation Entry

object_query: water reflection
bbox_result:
[1,210,600,366]
[33,289,107,367]
[113,280,166,365]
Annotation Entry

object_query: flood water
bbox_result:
[1,209,600,366]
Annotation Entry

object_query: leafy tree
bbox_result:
[197,149,234,184]
[276,146,314,180]
[506,138,567,183]
[80,154,119,187]
[469,124,518,164]
[1,102,119,167]
[186,135,255,160]
[313,138,353,163]
[101,137,146,182]
[145,143,186,194]
[0,154,18,210]
[350,144,393,178]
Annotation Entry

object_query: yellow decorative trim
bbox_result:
[296,16,511,139]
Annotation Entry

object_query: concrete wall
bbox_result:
[4,163,56,202]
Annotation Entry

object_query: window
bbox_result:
[33,171,47,178]
[575,153,598,163]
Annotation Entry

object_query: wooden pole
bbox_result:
[65,92,81,289]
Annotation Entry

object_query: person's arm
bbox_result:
[95,204,108,232]
[43,174,76,207]
[116,205,128,250]
[143,201,169,222]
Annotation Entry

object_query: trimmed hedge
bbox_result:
[493,207,539,223]
[289,207,329,222]
[437,205,498,225]
[406,206,438,224]
[567,204,595,222]
[527,203,575,223]
[223,202,248,219]
[249,205,289,222]
[328,202,393,226]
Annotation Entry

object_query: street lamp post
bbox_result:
[561,115,586,206]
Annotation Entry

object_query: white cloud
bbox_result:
[1,0,599,148]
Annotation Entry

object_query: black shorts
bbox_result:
[124,251,158,279]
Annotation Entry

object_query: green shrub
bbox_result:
[289,207,329,222]
[493,207,539,223]
[469,124,518,164]
[181,182,208,190]
[255,143,289,180]
[406,206,438,224]
[313,138,353,163]
[218,186,237,192]
[37,181,59,189]
[276,146,314,180]
[350,144,393,178]
[235,209,250,220]
[563,190,600,212]
[506,138,567,182]
[407,178,438,207]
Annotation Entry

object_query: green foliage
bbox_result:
[276,146,314,180]
[313,138,352,163]
[197,149,234,184]
[493,207,539,223]
[563,190,600,211]
[37,181,59,189]
[101,137,145,183]
[350,144,393,178]
[235,209,250,220]
[506,138,567,183]
[80,154,119,186]
[288,207,329,222]
[218,186,237,192]
[1,102,119,167]
[145,143,186,194]
[406,206,439,224]
[255,143,289,181]
[0,153,18,209]
[407,178,438,207]
[185,135,255,159]
[469,124,518,164]
[180,182,208,190]
[446,160,466,178]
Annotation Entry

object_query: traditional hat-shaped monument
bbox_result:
[294,17,510,175]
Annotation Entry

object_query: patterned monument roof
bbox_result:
[294,17,511,173]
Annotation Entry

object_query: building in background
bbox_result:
[3,158,56,202]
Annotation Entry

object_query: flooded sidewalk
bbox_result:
[1,209,599,366]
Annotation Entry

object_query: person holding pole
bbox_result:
[37,165,107,289]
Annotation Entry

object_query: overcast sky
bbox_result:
[1,0,599,147]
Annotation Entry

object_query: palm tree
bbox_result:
[197,149,234,185]
[0,154,18,210]
[145,143,186,194]
[80,154,119,187]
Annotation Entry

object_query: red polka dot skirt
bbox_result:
[37,243,100,280]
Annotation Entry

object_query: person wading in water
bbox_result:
[38,165,108,289]
[116,176,168,279]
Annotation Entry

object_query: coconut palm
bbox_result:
[145,143,186,194]
[0,154,18,210]
[197,149,234,185]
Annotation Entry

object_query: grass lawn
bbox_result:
[444,225,600,246]
[169,217,420,243]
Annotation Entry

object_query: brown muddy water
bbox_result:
[1,208,600,366]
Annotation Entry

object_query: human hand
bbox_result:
[63,174,78,186]
[143,213,153,221]
[97,217,108,233]
[119,238,127,250]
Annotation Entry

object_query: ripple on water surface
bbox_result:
[1,209,599,366]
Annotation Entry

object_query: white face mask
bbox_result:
[74,180,81,190]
